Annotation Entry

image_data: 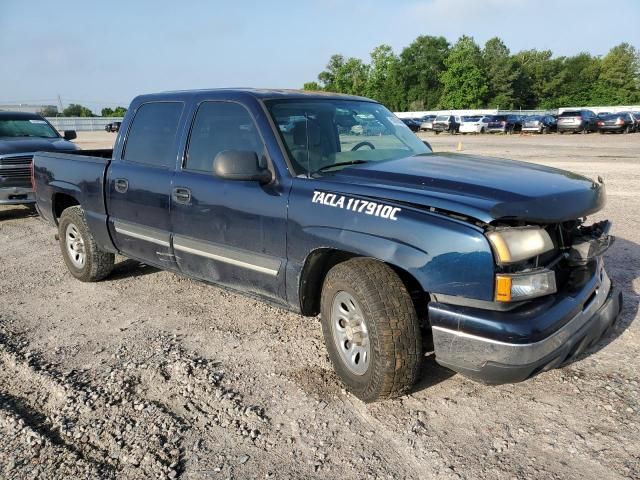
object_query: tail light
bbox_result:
[575,116,583,121]
[597,121,604,126]
[501,120,506,125]
[615,118,624,125]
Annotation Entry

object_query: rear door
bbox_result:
[170,100,288,301]
[106,101,184,267]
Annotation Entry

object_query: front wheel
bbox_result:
[58,206,115,282]
[320,258,422,402]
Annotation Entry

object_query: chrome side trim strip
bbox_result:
[113,220,170,247]
[173,235,280,276]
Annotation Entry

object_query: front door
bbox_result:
[170,101,288,301]
[106,101,184,267]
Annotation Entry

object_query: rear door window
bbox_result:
[123,102,183,168]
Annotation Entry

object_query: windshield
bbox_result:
[462,116,480,122]
[435,115,449,121]
[266,99,430,176]
[0,117,59,138]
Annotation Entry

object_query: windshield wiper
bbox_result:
[314,160,369,174]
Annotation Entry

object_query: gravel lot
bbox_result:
[1,131,638,479]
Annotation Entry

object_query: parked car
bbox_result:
[419,115,437,131]
[557,109,598,134]
[432,115,461,134]
[596,112,636,134]
[105,121,122,133]
[459,116,490,134]
[486,115,522,134]
[401,118,421,132]
[632,112,640,130]
[34,89,622,402]
[0,111,77,206]
[521,115,557,134]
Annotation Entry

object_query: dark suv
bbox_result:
[557,109,598,134]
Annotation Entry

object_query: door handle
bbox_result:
[114,178,129,193]
[172,187,191,204]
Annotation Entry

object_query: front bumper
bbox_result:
[429,263,622,384]
[0,186,35,205]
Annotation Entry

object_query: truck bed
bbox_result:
[33,150,115,253]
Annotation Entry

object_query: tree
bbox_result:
[101,106,127,117]
[439,36,488,109]
[482,38,517,109]
[592,43,640,105]
[365,45,404,110]
[62,104,95,117]
[398,35,449,110]
[512,49,561,109]
[549,53,601,107]
[317,54,369,96]
[303,81,322,91]
[39,106,58,117]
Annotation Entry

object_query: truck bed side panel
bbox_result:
[34,151,116,253]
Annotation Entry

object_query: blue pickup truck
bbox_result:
[34,89,622,402]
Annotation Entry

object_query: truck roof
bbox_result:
[133,88,374,104]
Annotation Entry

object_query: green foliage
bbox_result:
[399,36,450,110]
[303,81,322,91]
[365,45,405,110]
[101,106,127,117]
[482,38,517,109]
[62,104,95,117]
[317,54,369,96]
[592,43,640,105]
[439,36,488,109]
[306,38,640,110]
[39,106,58,117]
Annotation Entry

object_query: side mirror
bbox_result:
[213,150,272,184]
[63,130,77,141]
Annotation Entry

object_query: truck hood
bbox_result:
[326,153,605,224]
[0,137,78,156]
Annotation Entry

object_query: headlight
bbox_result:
[495,270,557,302]
[486,227,554,265]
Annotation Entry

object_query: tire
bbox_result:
[480,127,485,134]
[582,126,589,134]
[624,125,631,134]
[542,126,549,134]
[320,258,422,402]
[58,206,115,282]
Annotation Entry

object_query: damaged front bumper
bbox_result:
[428,260,622,384]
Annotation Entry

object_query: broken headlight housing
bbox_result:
[486,227,554,265]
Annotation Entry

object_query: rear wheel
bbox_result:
[58,206,114,282]
[320,258,422,402]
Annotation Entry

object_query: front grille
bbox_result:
[0,155,32,179]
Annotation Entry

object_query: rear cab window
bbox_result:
[123,102,184,168]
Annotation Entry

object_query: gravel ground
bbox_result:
[0,131,638,479]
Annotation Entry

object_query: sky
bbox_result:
[1,0,639,113]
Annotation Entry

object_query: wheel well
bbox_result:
[53,193,79,220]
[298,249,428,321]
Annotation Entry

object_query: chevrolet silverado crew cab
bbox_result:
[0,111,77,206]
[33,89,622,402]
